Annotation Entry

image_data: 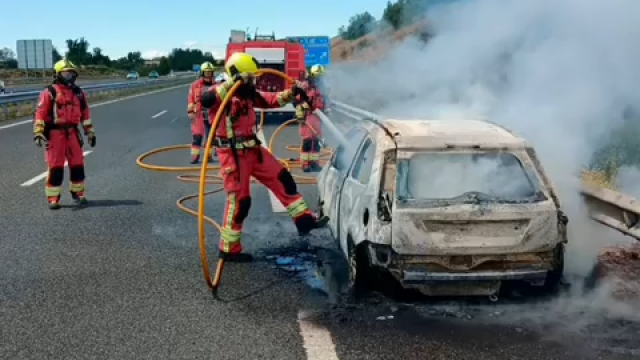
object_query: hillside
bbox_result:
[330,22,429,63]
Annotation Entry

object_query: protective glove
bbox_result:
[291,81,309,101]
[34,133,46,147]
[232,72,255,84]
[87,132,96,148]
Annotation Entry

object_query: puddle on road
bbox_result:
[260,245,350,305]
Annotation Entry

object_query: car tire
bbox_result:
[534,243,565,295]
[345,238,375,299]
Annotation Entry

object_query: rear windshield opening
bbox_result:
[256,63,285,92]
[396,152,542,203]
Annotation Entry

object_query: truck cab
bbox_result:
[226,30,305,92]
[226,30,306,123]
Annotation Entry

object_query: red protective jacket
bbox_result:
[187,78,218,125]
[33,84,92,134]
[206,86,294,139]
[298,82,324,139]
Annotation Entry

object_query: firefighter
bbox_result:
[297,64,326,172]
[33,59,96,210]
[187,61,217,164]
[200,52,329,262]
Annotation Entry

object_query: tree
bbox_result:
[0,47,17,69]
[383,0,405,30]
[91,47,111,67]
[339,12,377,40]
[65,38,90,64]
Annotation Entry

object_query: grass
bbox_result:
[0,78,191,122]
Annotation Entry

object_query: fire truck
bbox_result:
[226,29,306,123]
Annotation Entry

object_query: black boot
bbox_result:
[190,155,200,164]
[219,251,253,262]
[295,213,330,236]
[71,192,88,205]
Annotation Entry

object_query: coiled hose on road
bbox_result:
[136,69,332,295]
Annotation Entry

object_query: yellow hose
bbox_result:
[136,69,332,291]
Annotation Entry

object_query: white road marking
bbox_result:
[297,310,339,360]
[0,83,189,131]
[20,150,93,187]
[151,110,167,118]
[256,130,287,213]
[169,117,178,124]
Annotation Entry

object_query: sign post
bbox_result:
[286,36,330,67]
[16,39,54,79]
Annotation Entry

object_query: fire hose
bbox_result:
[136,69,333,297]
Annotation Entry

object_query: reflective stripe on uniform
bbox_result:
[287,198,309,218]
[220,193,241,252]
[34,119,45,133]
[308,153,320,161]
[191,146,201,156]
[300,152,311,161]
[45,185,61,197]
[69,182,85,193]
[82,118,92,128]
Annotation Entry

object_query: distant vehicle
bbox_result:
[316,118,568,299]
[148,71,159,79]
[126,71,139,80]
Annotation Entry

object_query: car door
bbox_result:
[338,137,375,250]
[320,127,367,240]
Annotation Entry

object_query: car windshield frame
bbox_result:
[395,150,547,205]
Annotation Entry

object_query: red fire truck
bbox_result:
[226,30,305,123]
[226,30,306,91]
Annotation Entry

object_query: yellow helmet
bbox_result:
[54,59,78,75]
[201,61,215,73]
[225,52,260,77]
[309,64,325,78]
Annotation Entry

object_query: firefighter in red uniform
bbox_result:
[200,52,329,262]
[33,59,96,210]
[297,64,326,172]
[187,61,217,164]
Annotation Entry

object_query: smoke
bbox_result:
[327,0,640,275]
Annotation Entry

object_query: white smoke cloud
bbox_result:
[327,0,640,275]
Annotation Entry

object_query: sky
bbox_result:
[1,0,390,60]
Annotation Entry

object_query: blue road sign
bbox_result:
[287,36,330,66]
[192,64,201,72]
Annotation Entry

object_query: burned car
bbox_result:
[316,118,568,297]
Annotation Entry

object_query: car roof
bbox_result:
[365,119,529,150]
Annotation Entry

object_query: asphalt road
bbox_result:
[0,86,638,359]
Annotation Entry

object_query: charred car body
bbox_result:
[316,118,568,297]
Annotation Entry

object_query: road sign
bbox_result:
[16,39,53,70]
[192,64,201,72]
[286,36,330,66]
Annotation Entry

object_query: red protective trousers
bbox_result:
[218,146,315,254]
[299,114,323,169]
[45,128,86,201]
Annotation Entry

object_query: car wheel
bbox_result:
[345,238,375,298]
[534,244,565,295]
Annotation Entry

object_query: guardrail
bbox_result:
[328,99,640,242]
[0,78,184,105]
[0,77,192,121]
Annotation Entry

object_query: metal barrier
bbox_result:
[328,100,640,242]
[0,78,186,105]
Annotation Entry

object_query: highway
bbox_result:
[0,85,637,360]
